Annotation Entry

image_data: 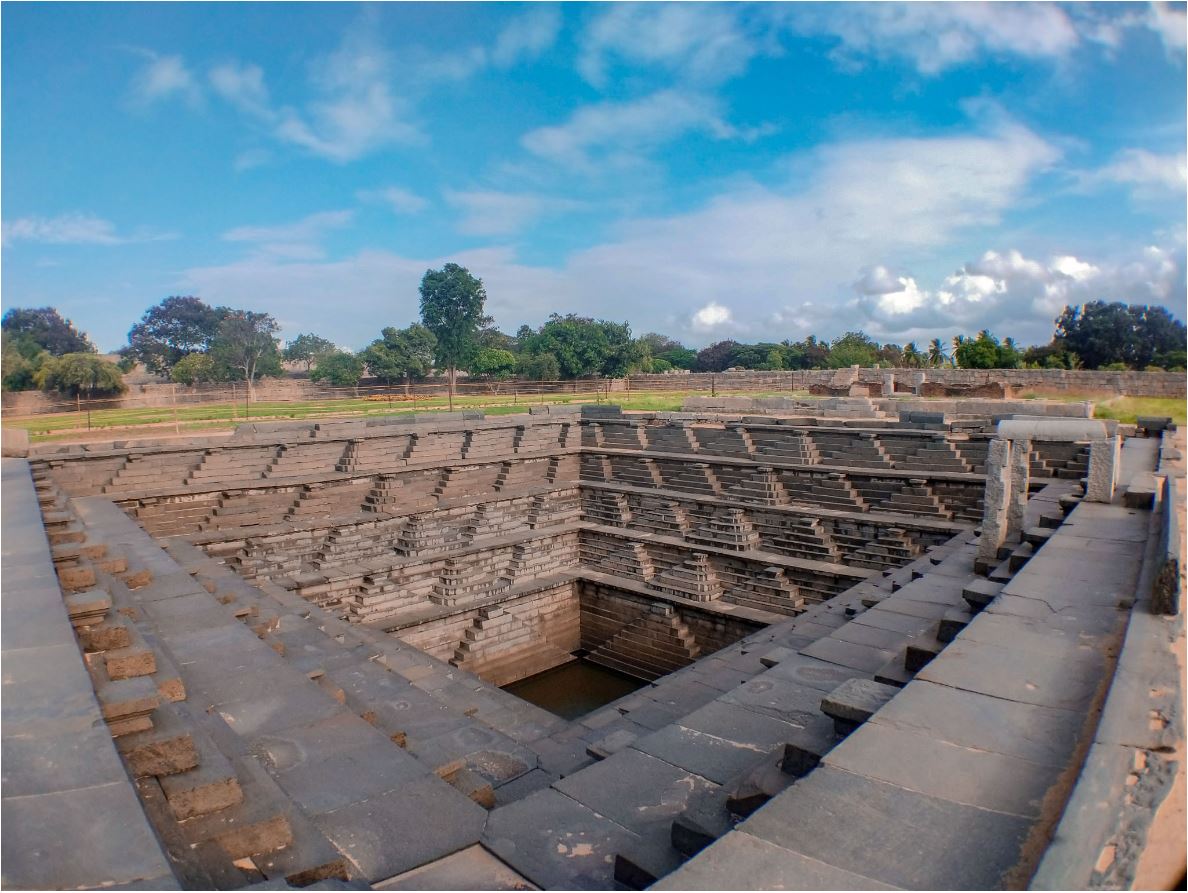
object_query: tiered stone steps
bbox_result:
[264,441,348,479]
[450,606,574,686]
[186,446,279,488]
[648,552,723,602]
[586,603,702,681]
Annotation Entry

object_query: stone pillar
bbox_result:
[1005,437,1031,542]
[976,438,1011,575]
[911,371,926,396]
[882,372,896,397]
[1085,436,1120,503]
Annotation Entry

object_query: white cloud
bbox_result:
[1146,2,1188,54]
[208,61,270,115]
[788,3,1080,74]
[1081,148,1188,199]
[174,110,1182,349]
[130,52,202,106]
[222,210,354,260]
[850,245,1186,344]
[2,213,175,247]
[444,190,582,236]
[417,7,561,81]
[358,186,429,215]
[579,4,764,87]
[233,149,272,172]
[522,89,766,171]
[273,32,422,163]
[492,6,562,68]
[691,302,734,332]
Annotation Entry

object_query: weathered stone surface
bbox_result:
[740,766,1034,889]
[373,844,537,890]
[820,678,899,731]
[484,789,648,890]
[653,830,896,891]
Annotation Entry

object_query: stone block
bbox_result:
[820,678,899,734]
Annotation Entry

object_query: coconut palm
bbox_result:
[927,338,949,367]
[902,342,922,368]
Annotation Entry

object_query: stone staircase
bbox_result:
[586,604,702,681]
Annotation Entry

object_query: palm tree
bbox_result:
[927,338,949,368]
[902,342,922,368]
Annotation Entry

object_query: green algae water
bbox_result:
[504,658,646,720]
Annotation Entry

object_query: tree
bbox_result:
[1,306,94,356]
[169,352,221,386]
[519,314,645,378]
[927,338,950,367]
[310,351,365,388]
[210,311,280,402]
[953,331,1020,369]
[827,331,878,368]
[469,348,517,379]
[361,324,437,392]
[1,330,49,391]
[35,353,126,398]
[516,352,561,381]
[283,333,336,372]
[694,340,741,372]
[657,346,697,370]
[902,342,923,368]
[1054,301,1187,369]
[419,263,490,402]
[124,296,225,376]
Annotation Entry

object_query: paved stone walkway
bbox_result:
[1,458,176,889]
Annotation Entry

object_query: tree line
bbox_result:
[3,263,1184,399]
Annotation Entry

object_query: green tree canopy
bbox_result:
[169,352,222,386]
[2,306,95,356]
[516,352,561,380]
[518,314,645,378]
[953,331,1021,369]
[419,263,490,393]
[123,296,226,376]
[827,331,878,368]
[361,324,437,387]
[210,311,281,401]
[1055,301,1187,369]
[283,333,336,372]
[35,353,126,397]
[469,348,517,379]
[310,351,365,387]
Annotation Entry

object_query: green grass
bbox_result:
[1089,396,1185,426]
[11,385,1172,444]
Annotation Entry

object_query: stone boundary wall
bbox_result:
[628,368,1186,398]
[6,367,1181,415]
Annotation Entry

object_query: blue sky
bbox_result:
[3,2,1185,353]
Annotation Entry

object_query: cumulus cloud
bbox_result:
[2,213,175,247]
[850,245,1186,344]
[691,302,734,332]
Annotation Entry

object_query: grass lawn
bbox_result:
[6,386,1179,444]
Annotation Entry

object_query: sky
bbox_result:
[2,2,1186,353]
